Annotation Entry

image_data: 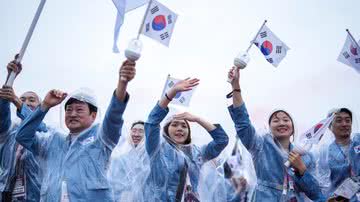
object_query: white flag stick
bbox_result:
[5,0,47,87]
[346,29,360,50]
[136,0,153,39]
[160,74,171,98]
[246,20,267,53]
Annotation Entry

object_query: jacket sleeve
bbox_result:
[228,103,264,157]
[0,98,11,138]
[17,104,48,132]
[292,170,326,202]
[202,124,229,161]
[15,106,49,156]
[99,91,129,150]
[145,102,169,157]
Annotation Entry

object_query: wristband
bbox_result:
[165,93,172,101]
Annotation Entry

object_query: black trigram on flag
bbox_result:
[276,46,282,54]
[179,97,185,104]
[168,80,175,87]
[343,52,350,59]
[355,58,360,64]
[267,58,273,63]
[160,32,169,40]
[167,15,173,24]
[254,42,259,47]
[260,31,267,38]
[145,23,150,32]
[151,6,159,14]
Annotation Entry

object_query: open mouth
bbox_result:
[132,136,142,142]
[277,127,288,133]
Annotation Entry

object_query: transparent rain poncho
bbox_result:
[14,87,129,201]
[197,139,257,202]
[142,104,229,202]
[0,97,48,202]
[309,108,360,200]
[228,104,325,202]
[108,122,150,202]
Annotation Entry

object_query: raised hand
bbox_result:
[42,90,67,110]
[173,112,199,122]
[7,58,22,78]
[172,78,199,93]
[119,60,136,82]
[0,86,18,103]
[228,67,240,89]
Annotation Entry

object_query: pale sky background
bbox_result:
[1,0,359,151]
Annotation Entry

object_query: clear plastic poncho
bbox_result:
[108,123,150,202]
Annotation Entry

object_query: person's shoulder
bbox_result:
[352,133,360,141]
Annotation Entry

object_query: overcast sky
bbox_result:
[1,0,359,150]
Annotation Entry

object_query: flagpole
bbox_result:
[136,0,154,39]
[346,29,360,50]
[5,0,47,87]
[246,20,267,53]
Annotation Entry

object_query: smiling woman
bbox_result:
[143,77,229,202]
[226,66,326,202]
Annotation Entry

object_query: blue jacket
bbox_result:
[144,103,229,202]
[15,92,129,202]
[0,98,47,202]
[327,133,360,201]
[228,103,325,202]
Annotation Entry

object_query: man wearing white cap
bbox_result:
[15,60,136,201]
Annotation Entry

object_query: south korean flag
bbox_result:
[337,33,360,74]
[253,25,290,67]
[161,75,196,107]
[141,0,178,46]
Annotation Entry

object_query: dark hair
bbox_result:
[163,119,191,144]
[338,108,352,121]
[223,161,233,179]
[268,110,295,138]
[131,121,145,129]
[64,98,98,114]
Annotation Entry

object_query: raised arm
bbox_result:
[145,78,200,156]
[16,89,67,156]
[0,60,22,135]
[173,112,229,161]
[227,67,263,155]
[101,60,135,149]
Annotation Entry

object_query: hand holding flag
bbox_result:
[285,113,335,167]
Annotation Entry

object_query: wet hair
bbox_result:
[338,108,352,121]
[131,121,145,129]
[64,98,98,114]
[223,161,233,179]
[268,110,295,137]
[163,119,191,145]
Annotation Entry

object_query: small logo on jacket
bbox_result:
[80,136,95,146]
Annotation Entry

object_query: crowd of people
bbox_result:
[0,57,359,202]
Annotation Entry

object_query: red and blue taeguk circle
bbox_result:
[260,40,273,56]
[313,123,323,134]
[350,44,358,56]
[152,15,167,31]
